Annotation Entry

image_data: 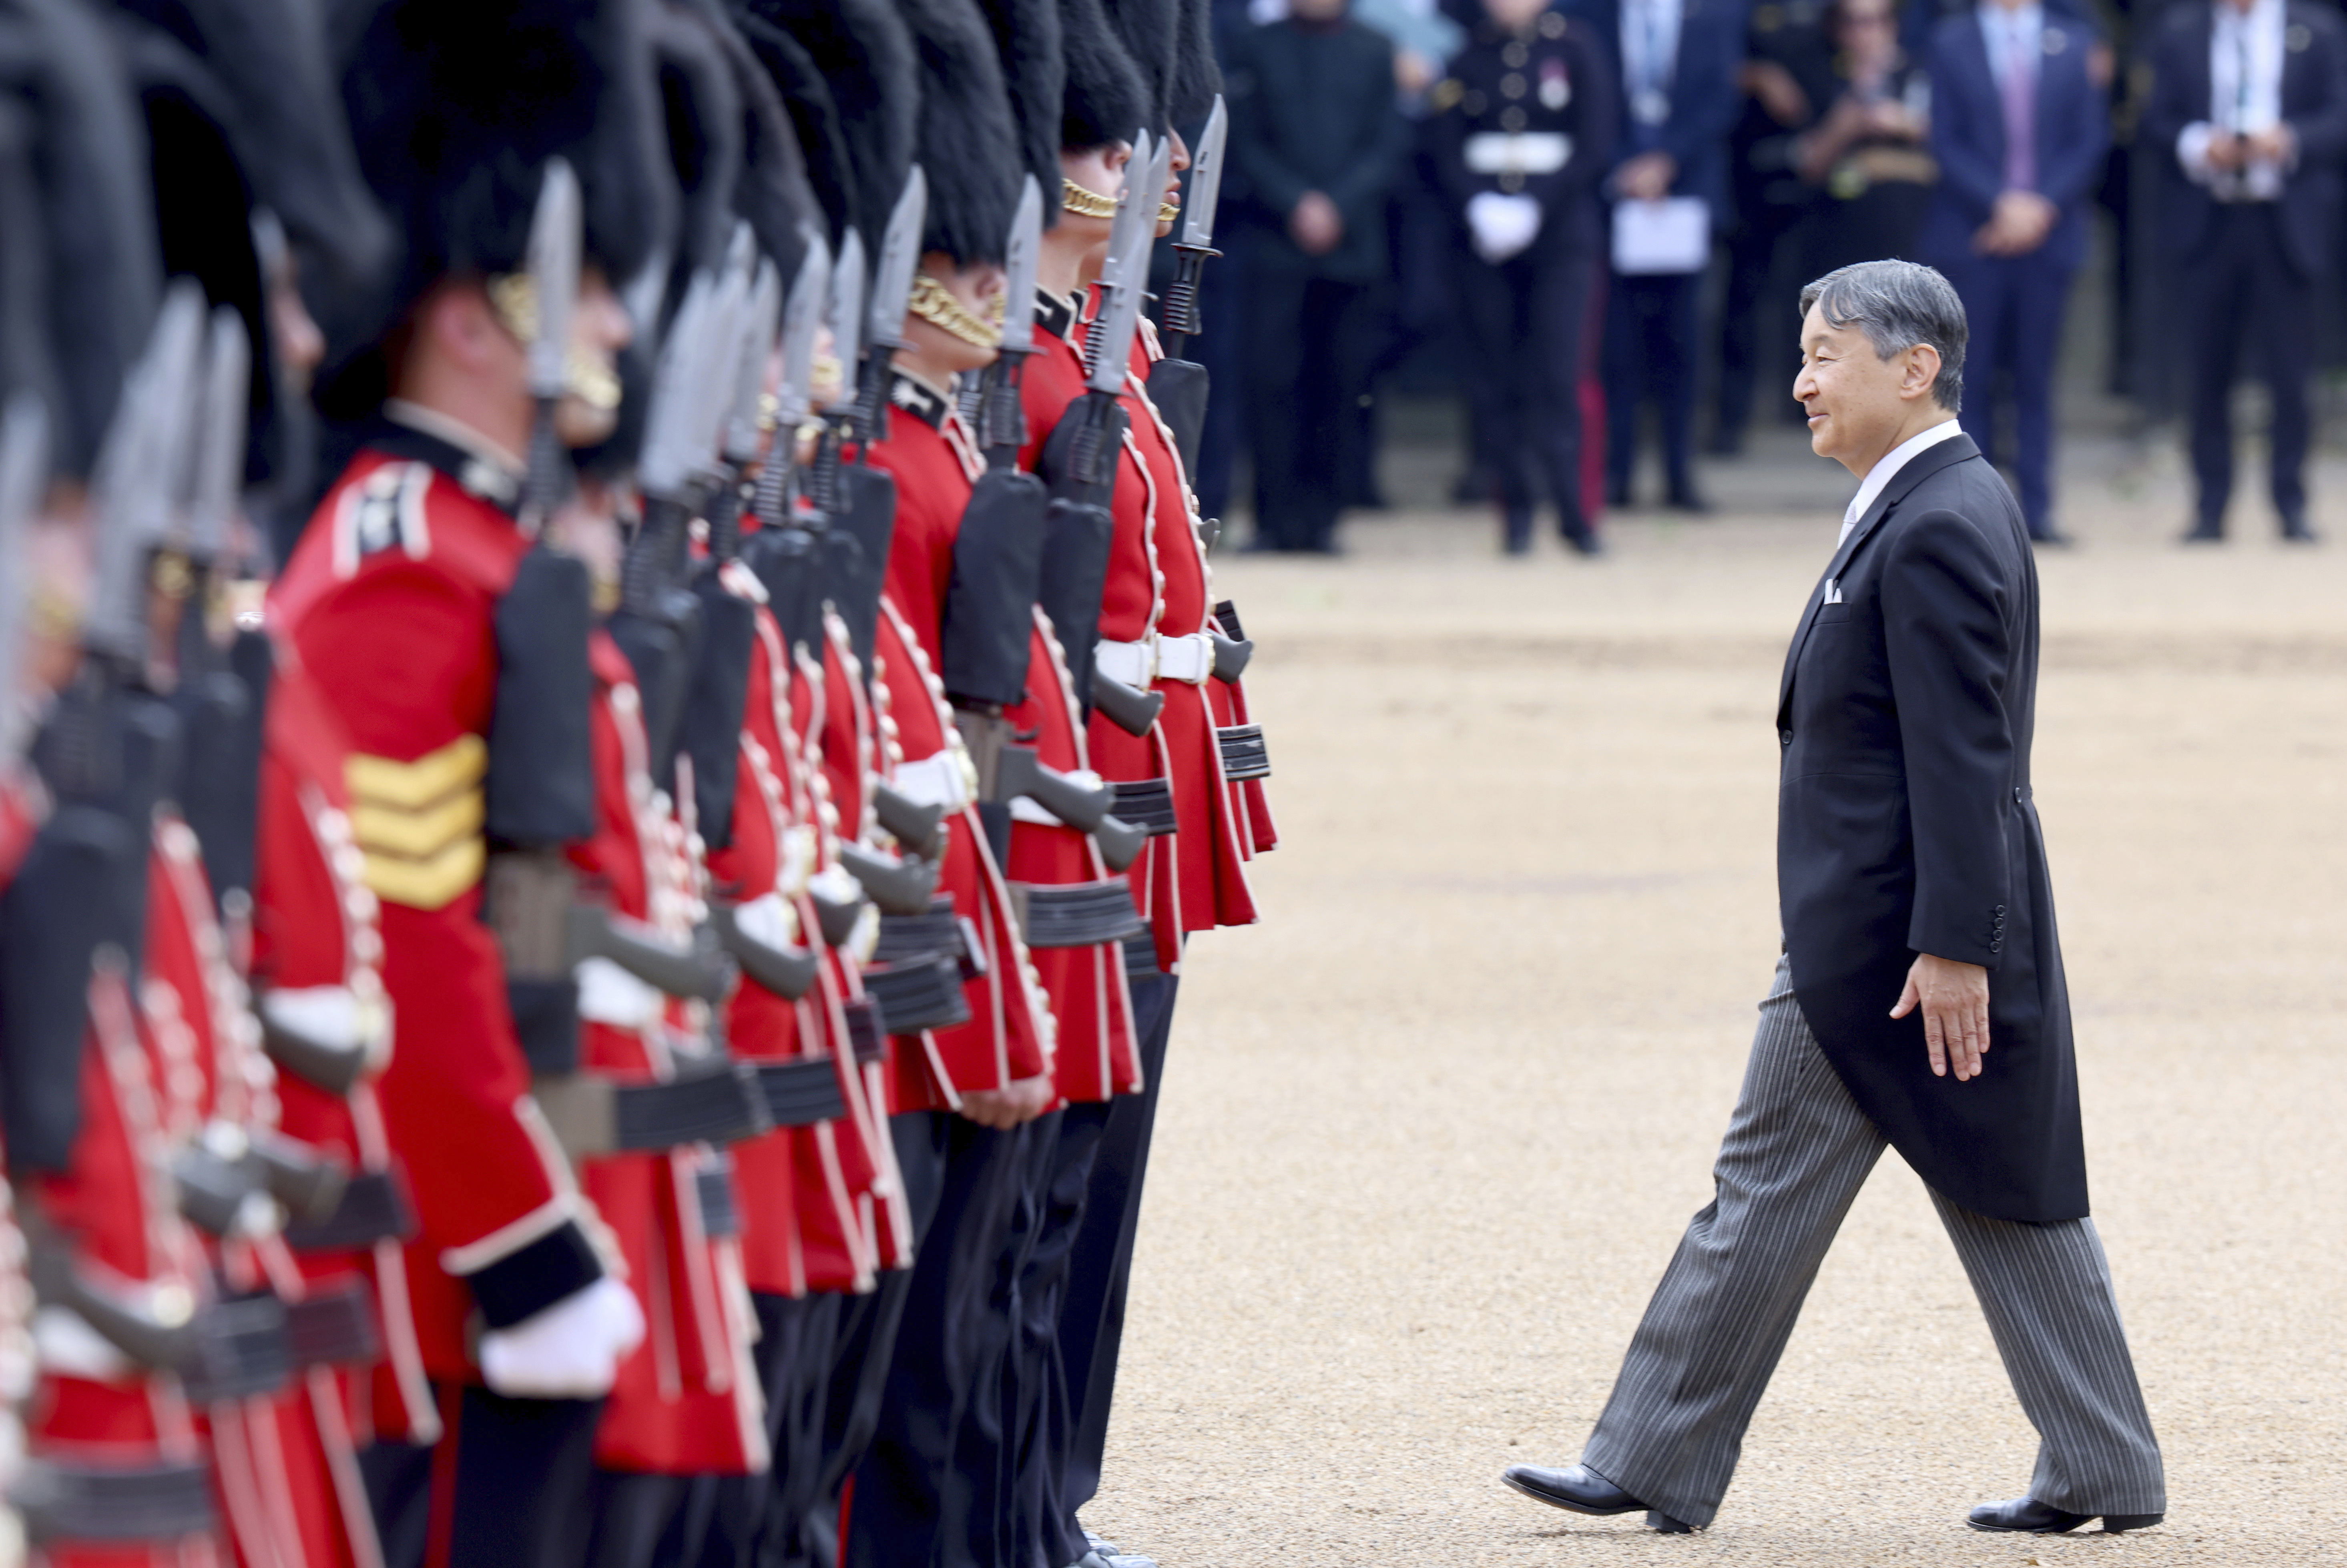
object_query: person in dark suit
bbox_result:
[1590,0,1747,511]
[1226,0,1412,553]
[2143,0,2347,542]
[1425,0,1620,554]
[1920,0,2110,544]
[1499,261,2165,1538]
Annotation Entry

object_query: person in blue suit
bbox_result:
[1582,0,1748,511]
[1918,0,2109,545]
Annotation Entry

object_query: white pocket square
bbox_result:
[1823,579,1843,605]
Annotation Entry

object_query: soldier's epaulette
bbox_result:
[1429,77,1464,112]
[330,460,436,578]
[345,733,488,910]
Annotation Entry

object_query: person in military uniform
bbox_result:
[1425,0,1619,553]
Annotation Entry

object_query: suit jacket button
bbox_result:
[2013,786,2024,802]
[1779,730,1792,746]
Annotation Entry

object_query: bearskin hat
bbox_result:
[970,0,1062,220]
[1057,0,1146,151]
[735,0,914,256]
[899,0,1020,264]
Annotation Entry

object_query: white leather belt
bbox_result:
[888,751,974,810]
[1096,632,1213,688]
[1465,131,1573,176]
[576,957,665,1029]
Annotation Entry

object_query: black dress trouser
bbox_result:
[2181,201,2317,531]
[1053,972,1181,1560]
[1456,240,1597,545]
[362,1386,604,1568]
[1243,269,1379,551]
[847,1113,1030,1568]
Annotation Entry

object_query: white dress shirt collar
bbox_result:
[1839,418,1964,545]
[1979,3,2046,87]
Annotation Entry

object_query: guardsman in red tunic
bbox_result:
[265,1,668,1560]
[1014,0,1270,1560]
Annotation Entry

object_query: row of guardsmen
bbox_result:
[0,0,1270,1564]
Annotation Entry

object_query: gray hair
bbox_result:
[1799,260,1968,411]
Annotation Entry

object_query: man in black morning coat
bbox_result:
[1498,260,2168,1538]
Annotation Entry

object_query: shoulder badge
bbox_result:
[331,460,435,580]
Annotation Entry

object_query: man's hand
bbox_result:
[1891,952,1991,1081]
[2204,129,2246,171]
[1974,190,2057,256]
[1289,191,1344,255]
[1615,151,1678,203]
[2245,123,2296,166]
[957,1074,1055,1129]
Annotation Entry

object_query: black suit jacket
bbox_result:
[1919,12,2110,272]
[2140,0,2347,279]
[1225,18,1412,283]
[1776,433,2086,1224]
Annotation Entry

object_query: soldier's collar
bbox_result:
[889,367,954,430]
[1035,287,1083,343]
[380,400,527,512]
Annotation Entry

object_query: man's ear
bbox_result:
[1902,343,1942,401]
[420,283,502,373]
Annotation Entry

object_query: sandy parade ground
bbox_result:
[1087,431,2347,1566]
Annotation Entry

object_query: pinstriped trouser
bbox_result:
[1580,957,2165,1528]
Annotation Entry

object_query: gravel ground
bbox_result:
[1088,434,2347,1566]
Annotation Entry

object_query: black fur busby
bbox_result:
[1057,0,1146,151]
[0,102,60,429]
[730,12,855,245]
[103,0,394,294]
[970,0,1062,219]
[680,0,816,278]
[2,0,163,476]
[900,0,1020,264]
[1099,0,1175,135]
[645,0,745,275]
[1167,0,1217,127]
[320,0,665,416]
[736,0,914,256]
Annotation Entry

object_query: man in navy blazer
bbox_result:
[1578,0,1747,510]
[1501,262,2164,1539]
[1919,0,2109,545]
[2142,0,2347,542]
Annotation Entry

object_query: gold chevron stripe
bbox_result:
[350,787,486,860]
[359,836,486,911]
[345,735,488,811]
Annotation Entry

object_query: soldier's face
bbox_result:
[1484,0,1548,29]
[903,258,1007,377]
[556,269,633,448]
[1155,130,1191,239]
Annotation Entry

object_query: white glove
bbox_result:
[478,1276,645,1400]
[1466,191,1544,263]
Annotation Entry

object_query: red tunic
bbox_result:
[269,429,603,1382]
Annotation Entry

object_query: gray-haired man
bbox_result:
[1500,260,2165,1538]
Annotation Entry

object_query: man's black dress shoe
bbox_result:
[2282,514,2320,543]
[1501,1464,1692,1531]
[1968,1497,2164,1534]
[2028,526,2073,548]
[2180,521,2225,544]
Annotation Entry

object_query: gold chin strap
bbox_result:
[486,273,620,411]
[909,274,1003,349]
[1061,178,1118,220]
[1157,202,1180,224]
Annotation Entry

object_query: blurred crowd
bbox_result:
[1191,0,2347,554]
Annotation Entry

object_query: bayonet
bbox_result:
[0,393,48,762]
[754,233,830,531]
[86,283,206,669]
[725,258,781,470]
[520,157,582,528]
[976,175,1046,465]
[186,308,250,564]
[1085,138,1164,400]
[852,168,928,443]
[825,229,866,409]
[1162,96,1227,355]
[638,270,717,508]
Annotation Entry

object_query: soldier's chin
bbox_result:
[556,396,620,448]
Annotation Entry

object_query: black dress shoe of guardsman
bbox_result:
[1968,1497,2165,1534]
